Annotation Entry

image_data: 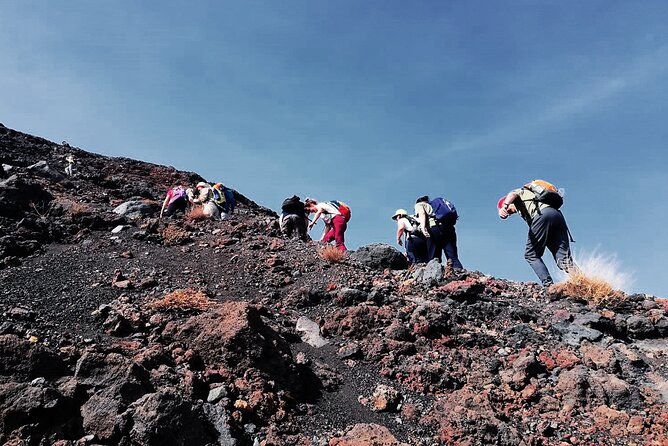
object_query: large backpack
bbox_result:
[523,180,563,210]
[282,195,302,214]
[211,186,226,208]
[329,200,351,222]
[430,197,458,225]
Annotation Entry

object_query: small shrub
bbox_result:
[552,271,626,304]
[319,245,345,263]
[186,206,208,221]
[162,224,191,246]
[147,288,212,311]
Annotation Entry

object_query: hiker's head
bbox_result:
[304,198,318,213]
[392,209,408,220]
[416,195,429,204]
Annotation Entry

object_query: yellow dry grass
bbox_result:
[186,206,208,221]
[319,245,345,263]
[147,288,212,311]
[552,271,626,304]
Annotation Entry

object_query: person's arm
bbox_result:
[498,191,519,219]
[159,194,170,218]
[396,220,405,246]
[308,209,323,230]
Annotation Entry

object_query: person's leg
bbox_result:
[442,225,463,269]
[412,235,429,263]
[427,226,444,262]
[546,211,578,274]
[332,216,347,251]
[405,237,417,263]
[322,223,335,243]
[281,215,295,237]
[295,217,307,241]
[525,214,553,286]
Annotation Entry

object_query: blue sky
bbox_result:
[1,1,667,296]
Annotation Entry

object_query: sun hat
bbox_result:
[392,208,408,220]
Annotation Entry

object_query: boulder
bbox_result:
[113,199,159,219]
[412,259,443,284]
[0,334,66,379]
[163,302,300,392]
[350,244,408,270]
[27,160,65,182]
[0,175,53,218]
[124,391,222,445]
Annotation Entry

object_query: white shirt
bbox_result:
[317,202,341,223]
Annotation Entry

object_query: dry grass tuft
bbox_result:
[319,245,345,263]
[186,206,208,221]
[162,224,191,246]
[68,201,92,216]
[552,271,626,304]
[147,288,212,311]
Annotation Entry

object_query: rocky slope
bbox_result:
[1,123,667,446]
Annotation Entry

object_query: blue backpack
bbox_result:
[430,197,458,225]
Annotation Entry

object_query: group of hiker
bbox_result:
[392,196,463,270]
[279,196,351,251]
[159,182,236,220]
[162,178,577,287]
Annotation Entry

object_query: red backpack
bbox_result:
[330,200,351,222]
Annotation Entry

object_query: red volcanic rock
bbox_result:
[329,423,406,446]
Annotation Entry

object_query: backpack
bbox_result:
[211,186,226,208]
[429,197,458,225]
[523,180,563,210]
[282,195,302,214]
[405,215,422,234]
[330,200,351,222]
[171,186,187,201]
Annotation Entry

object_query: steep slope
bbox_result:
[1,124,667,446]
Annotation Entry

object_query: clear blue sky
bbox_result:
[1,1,666,296]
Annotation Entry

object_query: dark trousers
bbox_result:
[525,207,576,286]
[427,224,463,269]
[406,234,428,264]
[165,197,187,217]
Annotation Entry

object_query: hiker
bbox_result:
[213,183,236,216]
[280,195,308,240]
[392,209,428,264]
[192,182,220,219]
[415,195,463,269]
[64,154,75,176]
[498,180,577,287]
[159,185,188,218]
[305,198,350,251]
